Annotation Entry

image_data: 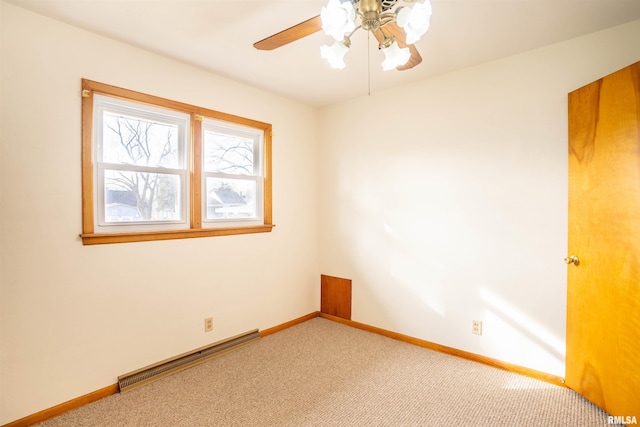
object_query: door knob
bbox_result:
[564,255,579,266]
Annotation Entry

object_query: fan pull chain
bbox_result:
[368,31,371,96]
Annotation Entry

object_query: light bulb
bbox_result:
[396,0,432,44]
[321,0,356,41]
[321,41,349,69]
[381,41,410,71]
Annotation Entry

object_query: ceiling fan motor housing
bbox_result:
[355,0,400,31]
[380,0,399,11]
[358,0,382,31]
[350,0,399,11]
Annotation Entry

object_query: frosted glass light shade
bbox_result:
[321,0,356,41]
[321,41,349,69]
[396,0,433,44]
[381,41,410,71]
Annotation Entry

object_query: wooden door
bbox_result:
[566,61,640,418]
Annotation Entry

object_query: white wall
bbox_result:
[318,20,640,378]
[0,2,319,424]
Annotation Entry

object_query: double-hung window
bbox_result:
[202,119,263,228]
[94,95,190,232]
[81,79,273,245]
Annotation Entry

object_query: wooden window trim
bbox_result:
[80,79,273,245]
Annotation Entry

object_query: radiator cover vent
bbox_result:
[118,329,260,393]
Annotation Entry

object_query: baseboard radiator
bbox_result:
[118,329,260,393]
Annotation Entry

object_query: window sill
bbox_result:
[80,224,274,245]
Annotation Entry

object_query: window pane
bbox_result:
[104,170,181,222]
[204,131,254,175]
[102,111,180,168]
[205,178,257,220]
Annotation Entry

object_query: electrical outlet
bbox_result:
[204,317,213,332]
[472,320,482,335]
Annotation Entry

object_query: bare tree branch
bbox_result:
[104,115,178,220]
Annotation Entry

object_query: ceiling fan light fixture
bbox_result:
[321,0,357,41]
[381,40,411,71]
[253,0,427,72]
[321,40,350,69]
[396,0,433,44]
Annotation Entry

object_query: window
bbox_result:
[94,95,190,232]
[81,79,273,244]
[202,119,263,227]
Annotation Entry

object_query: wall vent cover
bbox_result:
[118,329,260,393]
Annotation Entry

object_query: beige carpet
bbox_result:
[36,318,609,426]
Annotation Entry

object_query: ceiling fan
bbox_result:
[253,0,432,71]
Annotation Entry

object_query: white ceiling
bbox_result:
[6,0,640,107]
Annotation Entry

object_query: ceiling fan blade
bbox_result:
[374,22,423,71]
[396,46,422,71]
[254,15,323,51]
